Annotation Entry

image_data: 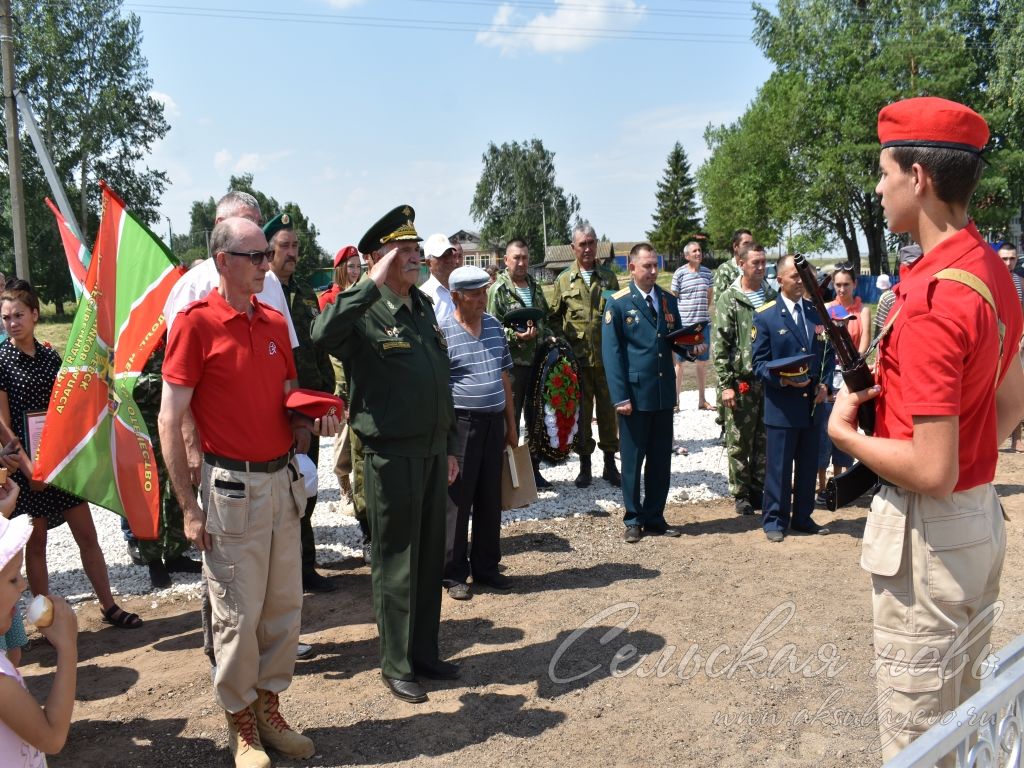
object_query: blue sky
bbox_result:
[133,0,776,254]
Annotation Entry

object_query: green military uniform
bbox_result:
[280,276,336,574]
[134,346,189,564]
[486,270,553,433]
[549,262,620,456]
[312,269,456,682]
[712,258,741,427]
[712,278,777,503]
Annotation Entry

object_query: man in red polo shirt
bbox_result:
[159,216,337,768]
[830,97,1024,760]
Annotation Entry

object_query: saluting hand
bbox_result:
[368,244,400,287]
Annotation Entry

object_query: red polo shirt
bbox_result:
[164,289,297,461]
[876,222,1024,490]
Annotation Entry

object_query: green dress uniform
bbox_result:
[311,278,456,681]
[548,262,621,456]
[134,345,189,564]
[712,278,777,505]
[280,277,336,575]
[486,270,553,432]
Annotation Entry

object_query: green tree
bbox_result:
[470,138,580,263]
[0,0,168,313]
[183,175,329,283]
[700,0,1013,274]
[646,142,701,260]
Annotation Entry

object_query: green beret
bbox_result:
[358,204,421,256]
[263,212,293,242]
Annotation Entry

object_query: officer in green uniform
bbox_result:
[131,344,201,588]
[712,243,776,516]
[486,237,555,487]
[311,204,459,705]
[265,212,336,593]
[549,222,621,488]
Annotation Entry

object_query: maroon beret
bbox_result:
[333,245,359,267]
[878,97,988,154]
[285,389,345,419]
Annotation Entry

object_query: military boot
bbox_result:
[531,453,552,489]
[225,707,270,768]
[602,452,621,487]
[339,474,353,504]
[575,454,592,488]
[254,689,315,759]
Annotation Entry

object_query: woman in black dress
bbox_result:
[0,280,141,628]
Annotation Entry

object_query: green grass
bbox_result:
[33,303,74,352]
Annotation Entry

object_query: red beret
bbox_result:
[285,388,345,420]
[878,96,988,154]
[333,245,358,267]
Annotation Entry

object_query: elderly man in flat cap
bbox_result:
[440,266,517,600]
[830,96,1024,760]
[311,205,459,705]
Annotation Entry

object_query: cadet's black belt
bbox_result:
[204,450,293,474]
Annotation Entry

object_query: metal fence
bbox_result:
[882,635,1024,767]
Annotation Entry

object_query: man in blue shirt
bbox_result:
[441,266,518,598]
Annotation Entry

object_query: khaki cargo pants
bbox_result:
[201,458,307,714]
[863,483,1005,762]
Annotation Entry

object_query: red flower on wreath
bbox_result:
[543,356,582,450]
[738,381,751,395]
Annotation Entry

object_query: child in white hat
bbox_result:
[0,478,79,764]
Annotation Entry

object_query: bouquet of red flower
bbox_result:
[525,338,582,463]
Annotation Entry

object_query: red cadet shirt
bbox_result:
[164,289,297,461]
[318,284,340,311]
[876,222,1024,490]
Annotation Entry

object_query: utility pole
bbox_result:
[0,0,29,280]
[540,204,548,253]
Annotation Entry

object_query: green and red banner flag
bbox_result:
[44,197,91,300]
[33,182,184,539]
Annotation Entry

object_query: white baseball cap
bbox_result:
[423,233,455,260]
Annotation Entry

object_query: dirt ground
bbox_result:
[20,449,1024,768]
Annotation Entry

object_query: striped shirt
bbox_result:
[515,286,533,307]
[670,265,713,324]
[743,287,767,308]
[441,313,513,413]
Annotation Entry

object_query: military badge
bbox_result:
[385,326,401,337]
[626,316,634,325]
[281,213,290,225]
[605,310,612,324]
[778,328,787,335]
[751,326,757,341]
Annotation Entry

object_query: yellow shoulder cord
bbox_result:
[933,268,1005,388]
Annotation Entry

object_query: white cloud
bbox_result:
[476,0,645,55]
[149,90,180,118]
[212,149,293,175]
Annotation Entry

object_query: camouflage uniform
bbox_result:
[486,270,553,432]
[712,278,777,500]
[711,258,741,427]
[549,262,620,456]
[332,356,370,540]
[281,278,335,573]
[134,345,189,564]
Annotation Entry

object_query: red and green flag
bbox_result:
[44,197,91,300]
[33,182,184,539]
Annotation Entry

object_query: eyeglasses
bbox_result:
[224,249,274,265]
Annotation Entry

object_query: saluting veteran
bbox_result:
[602,243,686,543]
[311,205,460,705]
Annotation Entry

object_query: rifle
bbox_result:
[793,254,878,510]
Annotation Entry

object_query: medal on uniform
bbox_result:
[385,326,400,337]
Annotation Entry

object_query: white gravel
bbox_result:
[40,389,727,604]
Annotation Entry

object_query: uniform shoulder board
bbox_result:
[612,287,630,300]
[756,300,777,313]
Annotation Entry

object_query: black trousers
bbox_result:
[299,435,320,571]
[444,410,505,586]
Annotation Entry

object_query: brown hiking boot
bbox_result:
[225,707,270,768]
[254,689,315,759]
[339,475,353,504]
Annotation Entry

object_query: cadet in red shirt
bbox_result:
[830,97,1024,760]
[159,217,338,768]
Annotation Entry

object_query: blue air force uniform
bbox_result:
[751,296,835,535]
[602,282,681,531]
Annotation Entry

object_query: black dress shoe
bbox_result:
[302,570,337,593]
[791,522,830,535]
[148,559,171,589]
[413,658,461,680]
[126,539,144,566]
[644,526,681,538]
[382,673,428,703]
[165,555,202,574]
[473,572,512,591]
[765,529,784,543]
[623,526,642,543]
